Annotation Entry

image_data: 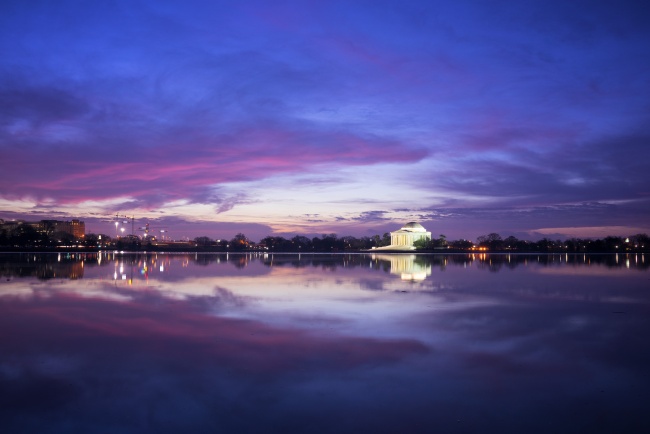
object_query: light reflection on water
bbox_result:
[1,253,649,433]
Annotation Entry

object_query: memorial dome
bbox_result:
[400,222,426,232]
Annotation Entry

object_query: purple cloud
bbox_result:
[1,0,649,237]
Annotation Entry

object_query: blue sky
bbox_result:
[1,0,649,241]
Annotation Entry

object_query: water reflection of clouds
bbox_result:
[0,279,134,302]
[2,262,441,343]
[2,254,650,433]
[5,253,647,313]
[431,300,650,379]
[0,254,524,339]
[0,289,429,384]
[1,288,434,432]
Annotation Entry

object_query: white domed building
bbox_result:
[374,222,431,251]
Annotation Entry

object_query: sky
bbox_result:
[1,0,649,241]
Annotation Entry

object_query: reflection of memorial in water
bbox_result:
[372,254,432,281]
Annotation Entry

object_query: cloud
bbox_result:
[1,0,649,238]
[0,85,89,128]
[351,210,391,223]
[417,126,650,207]
[0,94,428,209]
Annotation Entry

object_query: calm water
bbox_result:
[1,252,649,433]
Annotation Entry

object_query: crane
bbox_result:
[138,222,168,240]
[101,214,135,237]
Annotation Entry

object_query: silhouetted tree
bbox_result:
[503,236,518,249]
[604,236,624,250]
[477,233,503,250]
[292,235,312,251]
[194,236,213,247]
[450,239,473,250]
[433,234,447,248]
[631,234,649,248]
[260,236,293,251]
[230,233,250,250]
[116,235,141,250]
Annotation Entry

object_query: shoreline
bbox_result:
[1,248,647,254]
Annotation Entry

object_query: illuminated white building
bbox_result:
[374,222,431,251]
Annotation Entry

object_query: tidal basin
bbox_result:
[1,252,649,433]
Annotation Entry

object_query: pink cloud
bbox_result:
[1,125,427,207]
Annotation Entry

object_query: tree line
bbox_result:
[414,232,649,253]
[1,224,648,253]
[195,233,384,251]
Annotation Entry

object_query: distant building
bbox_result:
[374,222,431,251]
[63,219,85,238]
[2,219,85,239]
[0,219,22,233]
